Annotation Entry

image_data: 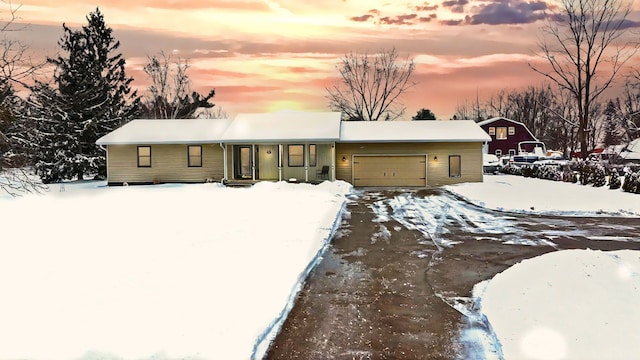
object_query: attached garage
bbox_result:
[336,121,491,187]
[352,154,427,187]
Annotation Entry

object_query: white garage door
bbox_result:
[353,155,427,187]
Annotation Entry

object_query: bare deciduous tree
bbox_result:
[0,0,47,195]
[530,0,638,159]
[327,47,415,121]
[141,51,216,119]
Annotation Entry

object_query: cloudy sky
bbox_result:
[3,0,640,119]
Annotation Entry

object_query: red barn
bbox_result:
[477,117,538,157]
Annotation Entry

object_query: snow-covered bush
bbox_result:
[521,165,537,178]
[501,164,522,176]
[608,170,621,190]
[537,165,562,181]
[622,171,640,193]
[579,162,594,185]
[592,164,607,187]
[562,166,578,183]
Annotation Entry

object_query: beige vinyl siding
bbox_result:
[106,144,224,184]
[336,142,483,186]
[258,145,278,180]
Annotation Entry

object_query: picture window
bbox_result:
[288,144,304,167]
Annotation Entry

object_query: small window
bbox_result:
[495,149,502,157]
[488,127,496,135]
[288,144,304,167]
[188,145,202,167]
[509,149,516,156]
[496,127,507,140]
[137,146,151,167]
[508,126,515,135]
[449,155,461,178]
[309,144,317,167]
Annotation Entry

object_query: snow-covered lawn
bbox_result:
[2,174,639,360]
[0,180,350,360]
[447,175,640,360]
[446,174,640,216]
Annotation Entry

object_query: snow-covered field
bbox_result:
[1,174,639,360]
[0,180,350,360]
[447,175,640,359]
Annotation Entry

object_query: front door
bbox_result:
[235,146,253,179]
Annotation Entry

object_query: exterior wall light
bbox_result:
[266,149,272,154]
[434,156,438,161]
[342,156,347,162]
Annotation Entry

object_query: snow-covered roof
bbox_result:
[618,138,640,160]
[96,118,232,145]
[339,120,492,143]
[221,110,342,143]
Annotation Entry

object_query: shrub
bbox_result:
[592,164,606,187]
[609,170,621,190]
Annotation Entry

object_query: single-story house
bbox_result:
[96,110,491,187]
[477,117,537,157]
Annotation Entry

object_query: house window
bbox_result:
[496,127,507,140]
[508,126,515,135]
[509,149,516,156]
[495,149,502,157]
[288,144,304,167]
[449,155,461,178]
[309,144,317,167]
[188,145,202,167]
[137,146,151,167]
[488,127,496,135]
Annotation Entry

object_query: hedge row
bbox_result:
[499,161,635,191]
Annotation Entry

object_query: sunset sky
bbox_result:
[3,0,640,119]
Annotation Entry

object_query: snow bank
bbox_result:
[0,180,350,360]
[476,249,640,359]
[446,175,640,216]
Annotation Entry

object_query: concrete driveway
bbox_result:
[264,188,640,360]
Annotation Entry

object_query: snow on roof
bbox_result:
[221,110,342,143]
[339,120,492,143]
[96,118,232,145]
[618,139,640,160]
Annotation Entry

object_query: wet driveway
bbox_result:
[265,188,640,359]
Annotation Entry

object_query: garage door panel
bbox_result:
[353,155,426,187]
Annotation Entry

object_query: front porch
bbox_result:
[224,143,336,183]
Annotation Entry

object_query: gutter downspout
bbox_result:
[331,142,336,181]
[219,142,227,183]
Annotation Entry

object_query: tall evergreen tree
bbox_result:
[603,100,625,147]
[32,8,140,183]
